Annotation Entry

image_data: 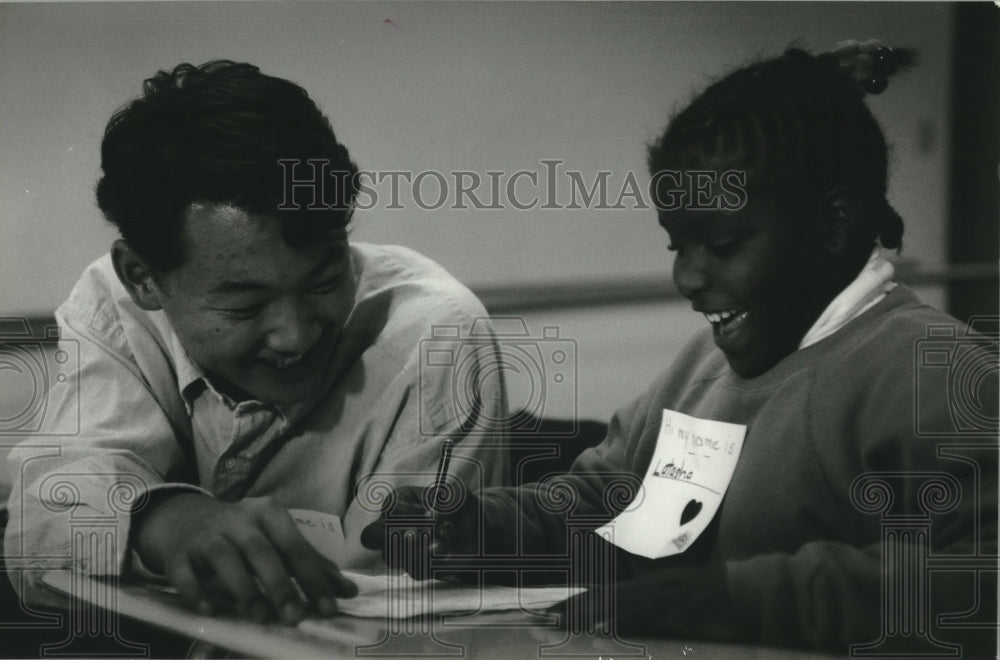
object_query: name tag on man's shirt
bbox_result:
[596,409,746,558]
[288,508,346,564]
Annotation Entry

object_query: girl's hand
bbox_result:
[359,484,482,580]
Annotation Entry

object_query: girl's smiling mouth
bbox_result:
[704,307,753,357]
[703,308,749,336]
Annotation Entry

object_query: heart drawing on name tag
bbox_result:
[680,499,702,525]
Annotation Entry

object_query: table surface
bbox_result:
[41,571,840,659]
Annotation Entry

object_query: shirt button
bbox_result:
[224,458,237,469]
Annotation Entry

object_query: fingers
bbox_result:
[360,493,437,578]
[435,519,457,549]
[359,486,433,562]
[226,529,304,623]
[359,517,386,551]
[360,485,459,559]
[398,527,433,580]
[165,537,270,622]
[321,560,360,599]
[203,538,273,621]
[257,508,357,619]
[165,554,214,616]
[160,498,360,624]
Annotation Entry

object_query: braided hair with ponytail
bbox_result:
[648,41,915,253]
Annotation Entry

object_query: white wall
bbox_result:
[0,2,956,430]
[505,282,947,423]
[1,2,952,319]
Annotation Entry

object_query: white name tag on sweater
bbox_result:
[597,409,746,558]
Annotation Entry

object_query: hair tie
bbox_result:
[829,39,916,96]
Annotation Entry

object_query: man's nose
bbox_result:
[265,297,323,355]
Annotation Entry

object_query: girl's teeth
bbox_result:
[718,310,749,334]
[704,309,742,324]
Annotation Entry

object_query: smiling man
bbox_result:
[4,61,508,622]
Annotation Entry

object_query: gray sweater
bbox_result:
[480,286,997,650]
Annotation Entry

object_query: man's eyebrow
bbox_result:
[307,241,349,281]
[207,241,348,295]
[207,279,270,295]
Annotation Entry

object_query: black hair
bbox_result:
[96,60,359,272]
[648,41,916,252]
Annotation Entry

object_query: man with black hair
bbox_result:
[4,61,508,624]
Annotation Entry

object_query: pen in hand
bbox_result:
[432,438,455,514]
[359,438,466,576]
[430,438,459,568]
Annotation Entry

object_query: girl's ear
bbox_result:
[111,239,165,311]
[819,187,863,256]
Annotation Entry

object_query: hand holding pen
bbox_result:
[432,438,455,513]
[360,438,481,580]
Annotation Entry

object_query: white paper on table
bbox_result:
[288,508,346,564]
[288,508,585,621]
[301,570,585,623]
[596,409,747,558]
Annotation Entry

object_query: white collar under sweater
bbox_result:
[798,248,897,350]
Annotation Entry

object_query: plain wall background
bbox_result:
[0,2,954,421]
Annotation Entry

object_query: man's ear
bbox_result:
[818,187,863,256]
[111,239,165,311]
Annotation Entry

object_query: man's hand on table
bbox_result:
[132,492,357,624]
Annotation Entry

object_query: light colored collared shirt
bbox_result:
[798,247,897,350]
[4,242,509,601]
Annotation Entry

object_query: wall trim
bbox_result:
[10,261,996,330]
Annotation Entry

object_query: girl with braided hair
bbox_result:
[364,42,997,652]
